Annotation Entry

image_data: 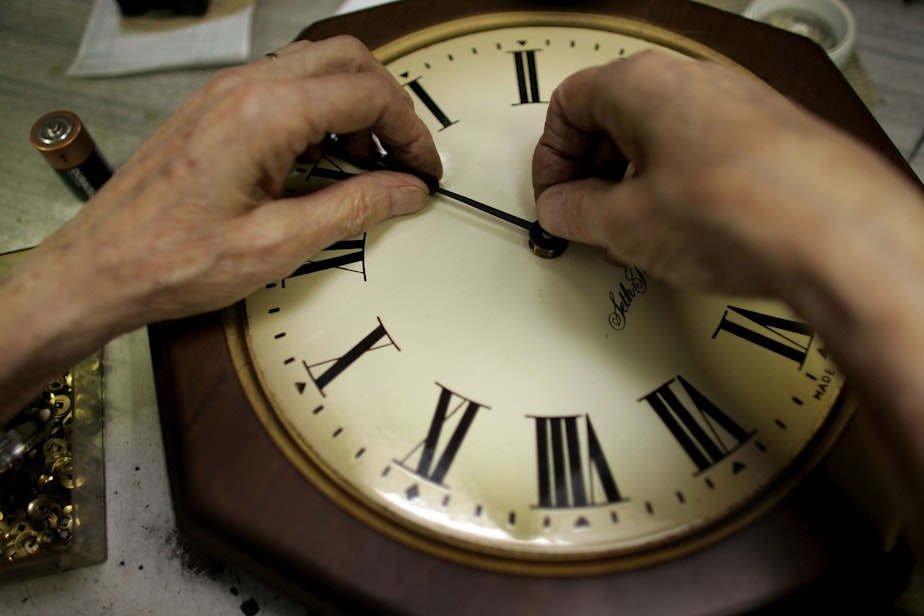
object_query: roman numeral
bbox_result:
[401,75,458,130]
[713,306,815,367]
[303,318,397,395]
[510,48,544,105]
[532,415,624,508]
[284,235,367,283]
[398,385,486,487]
[640,376,752,473]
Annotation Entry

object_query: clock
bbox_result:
[151,1,917,613]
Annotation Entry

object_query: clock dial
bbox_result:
[234,16,849,570]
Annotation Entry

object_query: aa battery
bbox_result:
[30,111,113,201]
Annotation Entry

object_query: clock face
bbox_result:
[234,15,848,572]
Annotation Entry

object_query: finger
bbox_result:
[532,98,600,198]
[536,176,651,249]
[140,37,420,162]
[534,176,702,288]
[531,59,626,197]
[252,37,408,96]
[535,174,781,293]
[174,71,440,204]
[533,52,686,198]
[532,65,630,199]
[264,71,442,181]
[225,170,430,280]
[252,38,434,168]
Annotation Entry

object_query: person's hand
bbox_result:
[0,36,441,422]
[533,50,924,558]
[54,36,441,324]
[532,50,910,297]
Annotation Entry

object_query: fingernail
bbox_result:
[391,185,428,216]
[536,189,569,237]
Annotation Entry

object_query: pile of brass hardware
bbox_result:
[0,374,80,564]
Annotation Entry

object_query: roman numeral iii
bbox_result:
[284,235,367,282]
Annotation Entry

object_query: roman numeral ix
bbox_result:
[284,235,367,283]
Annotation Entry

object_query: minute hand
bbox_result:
[312,159,532,231]
[311,155,567,258]
[433,186,567,258]
[434,186,532,231]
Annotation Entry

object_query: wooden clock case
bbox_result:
[150,0,919,613]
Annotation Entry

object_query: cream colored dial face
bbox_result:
[242,20,846,566]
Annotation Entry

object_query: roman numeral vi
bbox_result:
[532,414,625,509]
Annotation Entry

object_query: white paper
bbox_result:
[335,0,397,15]
[69,0,255,77]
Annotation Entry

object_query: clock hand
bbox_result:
[309,151,568,258]
[432,185,530,231]
[373,152,568,259]
[430,186,568,259]
[318,136,530,230]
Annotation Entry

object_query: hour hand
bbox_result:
[433,186,568,259]
[307,143,568,258]
[369,149,567,259]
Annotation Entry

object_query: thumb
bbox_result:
[238,170,430,263]
[292,170,429,244]
[536,177,649,248]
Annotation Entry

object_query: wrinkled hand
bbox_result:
[534,50,924,559]
[62,37,441,324]
[0,37,441,422]
[532,50,897,297]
